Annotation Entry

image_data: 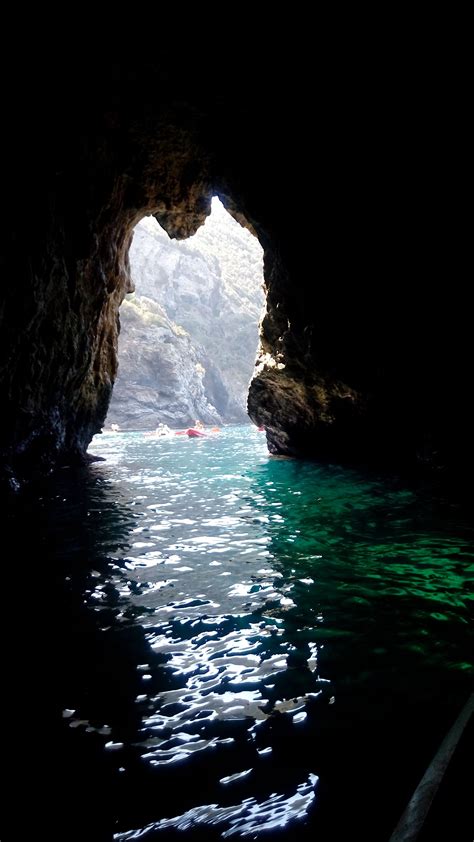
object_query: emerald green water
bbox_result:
[7,426,473,840]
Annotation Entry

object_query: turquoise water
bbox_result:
[9,426,473,840]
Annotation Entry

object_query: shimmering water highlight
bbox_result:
[9,425,473,840]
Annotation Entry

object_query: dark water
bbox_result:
[6,426,473,840]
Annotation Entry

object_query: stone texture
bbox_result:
[106,200,264,429]
[0,50,470,485]
[107,295,221,429]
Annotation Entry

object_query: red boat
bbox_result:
[186,428,207,437]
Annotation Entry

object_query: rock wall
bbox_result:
[0,49,471,485]
[107,200,264,429]
[106,295,221,429]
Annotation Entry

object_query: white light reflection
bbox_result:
[114,774,318,839]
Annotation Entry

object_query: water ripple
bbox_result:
[115,773,318,839]
[17,425,472,840]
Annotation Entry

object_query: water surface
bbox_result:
[8,426,473,840]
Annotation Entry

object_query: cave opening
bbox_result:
[2,53,473,842]
[102,197,265,435]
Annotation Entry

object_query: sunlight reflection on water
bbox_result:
[36,424,473,839]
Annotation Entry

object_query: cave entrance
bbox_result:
[105,197,265,432]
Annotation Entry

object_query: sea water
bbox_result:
[7,425,473,840]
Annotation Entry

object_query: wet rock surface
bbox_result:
[0,49,470,483]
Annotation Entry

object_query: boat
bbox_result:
[186,427,207,437]
[173,425,220,438]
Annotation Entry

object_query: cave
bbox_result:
[2,46,472,842]
[1,50,471,488]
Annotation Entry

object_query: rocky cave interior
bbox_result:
[1,50,471,491]
[1,44,471,841]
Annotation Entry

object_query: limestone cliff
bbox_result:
[107,199,264,429]
[106,296,220,429]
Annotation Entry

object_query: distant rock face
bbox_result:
[106,199,264,430]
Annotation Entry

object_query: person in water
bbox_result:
[194,420,205,429]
